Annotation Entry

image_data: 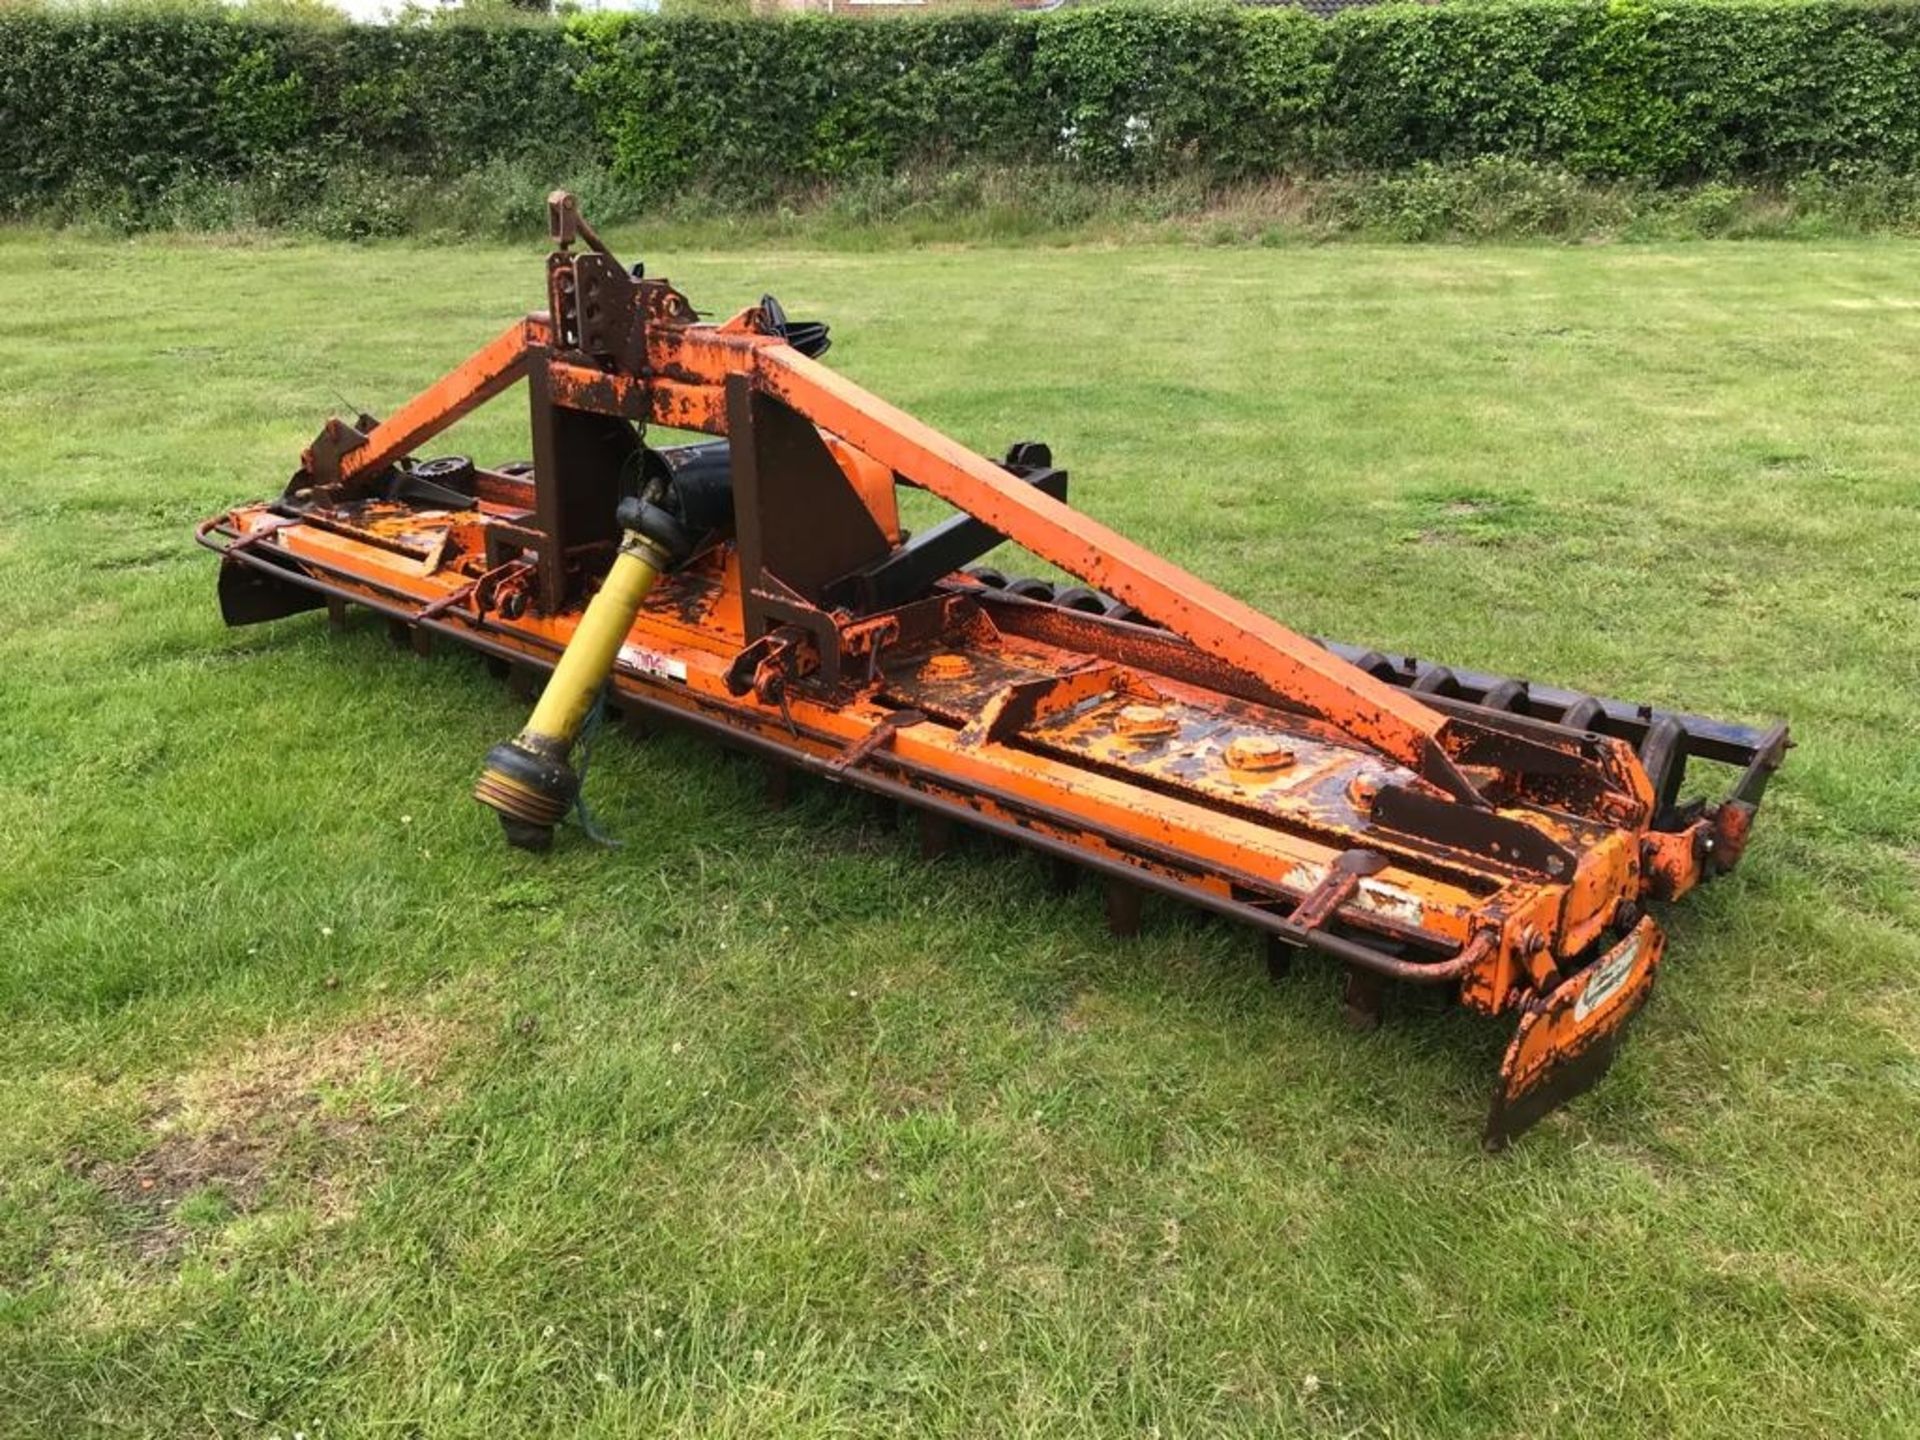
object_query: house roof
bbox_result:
[1245,0,1412,15]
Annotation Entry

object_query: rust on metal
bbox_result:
[921,652,974,681]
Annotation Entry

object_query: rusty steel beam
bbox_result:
[333,317,544,486]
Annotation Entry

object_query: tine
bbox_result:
[765,761,793,810]
[1265,933,1294,982]
[1341,967,1385,1032]
[918,810,954,860]
[1104,878,1143,938]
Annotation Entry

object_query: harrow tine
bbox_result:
[1265,934,1294,982]
[1103,879,1144,938]
[765,761,794,810]
[1482,677,1529,712]
[918,810,955,861]
[1342,967,1386,1032]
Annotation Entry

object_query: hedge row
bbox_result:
[5,0,1920,217]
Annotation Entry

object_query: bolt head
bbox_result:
[921,652,973,680]
[1224,735,1296,773]
[1115,703,1177,738]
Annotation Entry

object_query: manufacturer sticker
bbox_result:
[618,643,688,684]
[1356,878,1424,929]
[1573,930,1643,1023]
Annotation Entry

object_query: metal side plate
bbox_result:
[1484,916,1666,1150]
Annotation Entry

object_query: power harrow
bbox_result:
[198,195,1787,1147]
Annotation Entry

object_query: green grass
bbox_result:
[2,227,1918,1437]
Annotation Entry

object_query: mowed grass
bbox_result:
[2,228,1918,1439]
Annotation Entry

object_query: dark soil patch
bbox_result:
[71,1012,462,1260]
[75,1114,276,1261]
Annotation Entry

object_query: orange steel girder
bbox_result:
[308,317,543,488]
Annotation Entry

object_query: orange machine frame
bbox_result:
[199,194,1786,1146]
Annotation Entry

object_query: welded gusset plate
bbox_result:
[1484,916,1666,1149]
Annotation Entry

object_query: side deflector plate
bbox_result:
[218,555,325,627]
[1485,917,1666,1150]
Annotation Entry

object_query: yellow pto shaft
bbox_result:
[475,524,677,850]
[524,537,665,742]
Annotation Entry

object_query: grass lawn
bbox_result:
[2,228,1917,1438]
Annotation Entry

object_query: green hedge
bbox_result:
[4,0,1920,220]
[0,12,586,212]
